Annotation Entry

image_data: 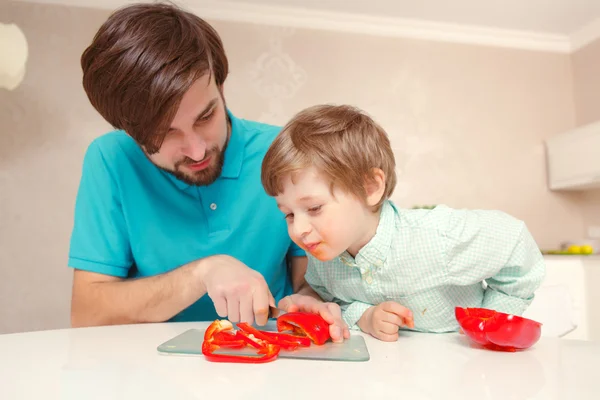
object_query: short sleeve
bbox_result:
[67,140,133,277]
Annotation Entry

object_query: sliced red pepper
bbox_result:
[236,323,300,350]
[236,322,274,342]
[455,307,542,352]
[276,312,331,345]
[235,329,266,349]
[260,331,311,347]
[202,319,280,363]
[210,331,246,347]
[202,341,280,363]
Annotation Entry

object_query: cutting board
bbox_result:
[157,325,370,362]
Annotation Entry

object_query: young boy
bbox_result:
[261,104,546,342]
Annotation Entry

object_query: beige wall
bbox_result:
[572,39,600,232]
[0,1,592,334]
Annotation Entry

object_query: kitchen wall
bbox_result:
[0,1,592,333]
[572,39,600,235]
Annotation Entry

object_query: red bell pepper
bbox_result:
[236,323,301,350]
[455,307,542,352]
[259,331,311,347]
[211,331,246,348]
[202,319,280,363]
[276,312,331,345]
[235,329,267,349]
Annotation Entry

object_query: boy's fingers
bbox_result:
[381,301,413,320]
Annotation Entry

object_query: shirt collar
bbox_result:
[165,108,245,191]
[339,200,396,269]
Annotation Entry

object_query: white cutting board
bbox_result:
[157,322,370,362]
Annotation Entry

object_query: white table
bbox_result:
[1,321,598,399]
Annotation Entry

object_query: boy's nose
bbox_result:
[293,215,311,238]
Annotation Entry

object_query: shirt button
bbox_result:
[366,276,373,284]
[210,203,217,210]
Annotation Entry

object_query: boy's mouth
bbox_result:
[304,242,321,252]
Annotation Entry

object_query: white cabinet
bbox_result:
[528,256,600,341]
[545,120,600,191]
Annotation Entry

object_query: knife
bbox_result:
[268,305,287,319]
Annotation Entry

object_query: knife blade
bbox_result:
[268,305,287,319]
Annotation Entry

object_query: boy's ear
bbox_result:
[364,168,386,207]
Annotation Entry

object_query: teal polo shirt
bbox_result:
[68,110,304,322]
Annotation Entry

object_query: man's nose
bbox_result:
[182,131,207,161]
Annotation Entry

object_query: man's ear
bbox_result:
[364,168,386,207]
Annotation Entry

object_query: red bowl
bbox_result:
[455,307,542,351]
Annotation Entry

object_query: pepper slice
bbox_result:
[211,331,246,348]
[202,341,280,363]
[236,323,300,350]
[259,331,311,347]
[455,307,542,352]
[276,312,331,345]
[202,319,280,363]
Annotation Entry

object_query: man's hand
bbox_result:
[278,294,350,343]
[200,255,275,326]
[357,301,414,342]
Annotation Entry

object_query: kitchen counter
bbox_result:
[1,321,598,399]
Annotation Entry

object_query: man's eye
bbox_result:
[196,112,214,124]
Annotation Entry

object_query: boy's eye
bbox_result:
[308,205,322,213]
[284,213,294,220]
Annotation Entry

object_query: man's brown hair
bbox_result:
[261,104,396,209]
[81,2,228,154]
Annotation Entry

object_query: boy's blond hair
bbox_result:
[261,104,396,209]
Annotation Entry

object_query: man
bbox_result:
[69,2,348,341]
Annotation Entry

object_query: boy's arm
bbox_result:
[303,260,373,331]
[280,257,350,342]
[444,207,546,316]
[339,301,374,331]
[480,225,546,314]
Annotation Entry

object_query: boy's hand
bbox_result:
[357,301,415,342]
[278,294,350,343]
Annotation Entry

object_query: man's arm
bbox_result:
[70,261,205,327]
[71,254,274,327]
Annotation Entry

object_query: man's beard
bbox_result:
[159,131,230,186]
[171,145,227,186]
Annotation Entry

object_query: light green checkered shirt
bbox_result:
[305,200,546,333]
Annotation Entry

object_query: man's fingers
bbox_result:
[227,295,240,323]
[212,295,228,318]
[239,292,254,325]
[252,284,271,326]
